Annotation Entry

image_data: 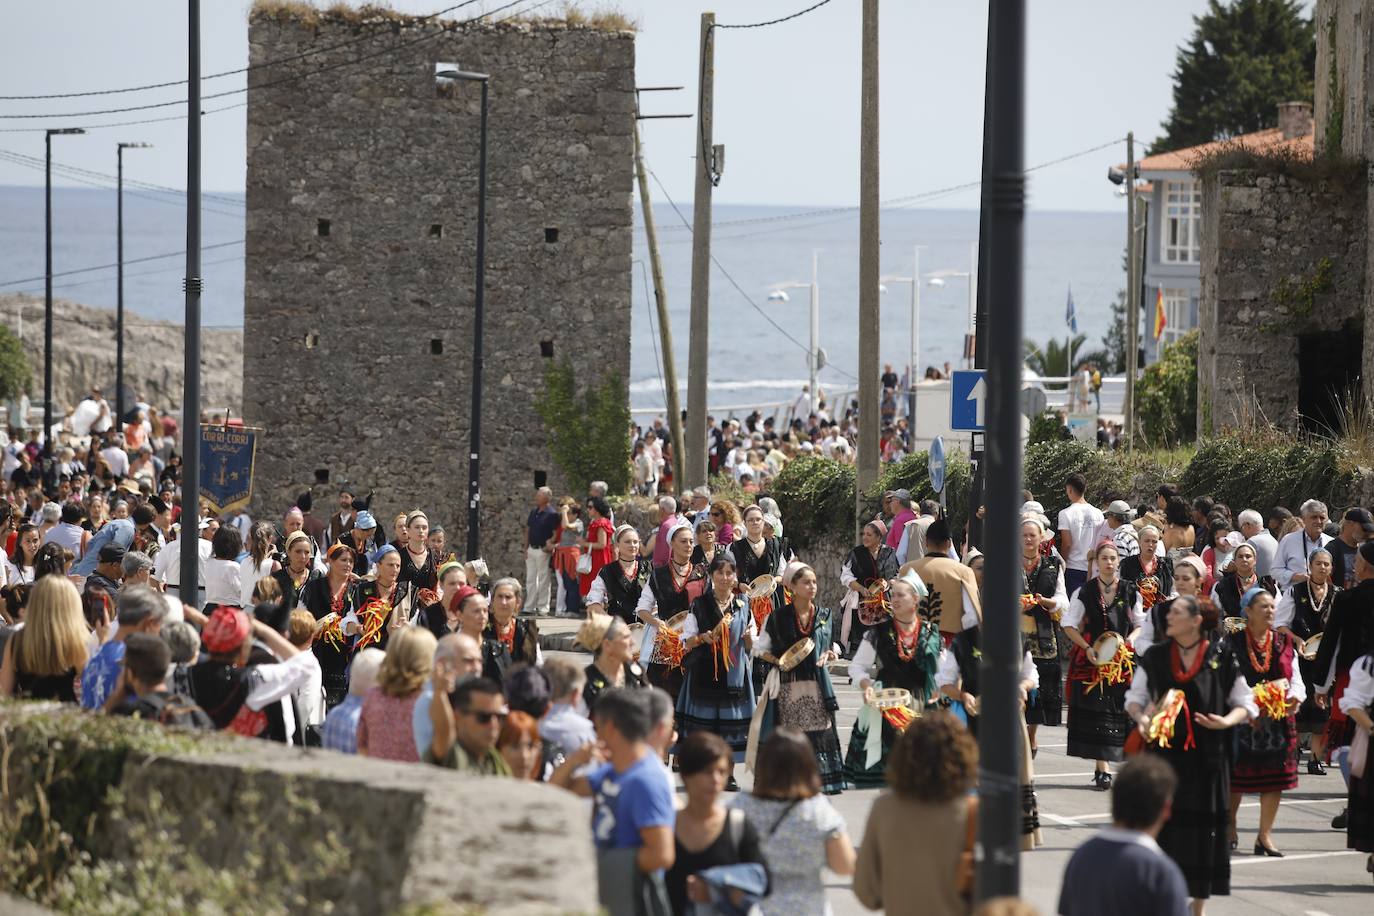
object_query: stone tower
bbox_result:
[242,6,635,575]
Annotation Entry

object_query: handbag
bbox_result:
[577,552,593,575]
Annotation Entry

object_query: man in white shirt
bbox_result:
[153,518,216,601]
[1237,508,1278,580]
[1271,499,1333,590]
[100,435,130,479]
[1057,473,1104,599]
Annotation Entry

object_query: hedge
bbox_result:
[769,433,1366,548]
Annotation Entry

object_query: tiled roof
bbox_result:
[1130,127,1313,174]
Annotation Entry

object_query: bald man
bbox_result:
[412,633,484,758]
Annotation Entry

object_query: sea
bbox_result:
[0,185,1125,418]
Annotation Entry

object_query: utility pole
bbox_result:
[978,0,1027,900]
[907,246,919,429]
[116,141,151,430]
[633,120,685,491]
[1124,131,1139,452]
[856,0,880,530]
[966,7,995,551]
[685,12,716,490]
[180,0,203,608]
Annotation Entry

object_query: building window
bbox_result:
[1162,180,1200,264]
[1159,288,1192,345]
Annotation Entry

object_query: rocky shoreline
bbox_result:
[0,294,243,416]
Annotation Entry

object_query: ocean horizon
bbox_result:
[0,185,1125,417]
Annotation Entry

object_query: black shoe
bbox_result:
[1091,771,1111,791]
[1333,808,1348,830]
[1031,746,1039,760]
[1308,758,1327,775]
[725,776,740,792]
[1254,842,1284,858]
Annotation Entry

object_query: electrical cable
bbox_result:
[646,166,859,383]
[0,1,486,100]
[0,102,248,135]
[0,151,245,218]
[716,0,838,30]
[6,254,247,297]
[0,241,243,290]
[0,147,244,206]
[0,0,538,120]
[637,257,669,414]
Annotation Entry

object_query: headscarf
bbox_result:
[665,519,693,547]
[447,585,481,615]
[962,547,983,569]
[864,518,888,539]
[202,606,251,655]
[283,530,311,553]
[369,543,398,565]
[1240,586,1268,612]
[405,509,428,526]
[1174,554,1207,580]
[613,524,639,544]
[436,555,464,581]
[782,561,812,589]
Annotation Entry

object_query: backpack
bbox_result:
[1089,369,1102,391]
[133,691,215,730]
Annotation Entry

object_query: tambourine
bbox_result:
[665,610,692,630]
[1222,617,1247,635]
[866,687,915,710]
[1091,631,1125,665]
[778,637,815,672]
[1299,632,1322,661]
[746,574,779,600]
[312,612,339,636]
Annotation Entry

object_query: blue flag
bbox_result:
[1065,285,1078,334]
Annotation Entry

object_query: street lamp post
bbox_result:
[768,250,822,422]
[438,68,492,560]
[116,142,152,429]
[44,127,85,475]
[880,245,923,431]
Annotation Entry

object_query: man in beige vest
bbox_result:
[900,518,981,642]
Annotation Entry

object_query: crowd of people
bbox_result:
[3,393,1374,915]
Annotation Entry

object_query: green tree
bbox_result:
[1101,288,1128,374]
[1158,0,1314,150]
[534,359,632,495]
[1136,330,1199,447]
[1023,335,1108,386]
[0,325,32,402]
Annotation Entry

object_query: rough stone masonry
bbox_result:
[243,7,635,577]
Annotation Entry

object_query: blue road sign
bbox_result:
[950,370,988,431]
[928,435,946,494]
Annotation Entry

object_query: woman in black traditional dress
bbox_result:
[1019,517,1068,755]
[843,573,942,787]
[1120,524,1172,625]
[751,562,845,794]
[731,505,788,695]
[418,558,467,639]
[301,542,363,709]
[397,510,438,594]
[271,531,319,614]
[840,520,900,657]
[1063,540,1144,790]
[690,518,728,566]
[576,612,647,714]
[1224,588,1304,855]
[1275,547,1339,773]
[352,545,404,654]
[1137,555,1207,655]
[634,523,706,702]
[1209,543,1277,618]
[484,577,541,680]
[586,524,651,626]
[1336,652,1374,880]
[1127,595,1257,915]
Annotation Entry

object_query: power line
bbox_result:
[0,1,486,100]
[0,0,536,120]
[0,241,243,289]
[6,254,246,297]
[716,0,839,30]
[0,101,248,135]
[0,147,244,206]
[0,151,245,216]
[646,166,859,383]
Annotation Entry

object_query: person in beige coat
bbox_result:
[900,519,982,641]
[853,711,977,915]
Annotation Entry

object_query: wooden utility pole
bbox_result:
[1124,131,1138,451]
[633,120,686,491]
[856,0,880,527]
[685,13,716,490]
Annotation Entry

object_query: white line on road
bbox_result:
[1231,851,1363,867]
[1043,795,1346,826]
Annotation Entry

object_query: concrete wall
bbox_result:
[242,9,635,576]
[1197,168,1368,436]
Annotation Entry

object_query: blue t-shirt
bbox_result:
[80,640,127,710]
[588,753,675,851]
[1058,830,1189,916]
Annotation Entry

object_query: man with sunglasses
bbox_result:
[425,676,511,775]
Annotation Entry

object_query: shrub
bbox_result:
[871,449,972,536]
[1178,437,1360,515]
[0,325,31,404]
[770,456,855,550]
[1028,410,1064,447]
[1023,440,1129,521]
[534,358,631,496]
[1136,330,1198,447]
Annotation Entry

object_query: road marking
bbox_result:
[1039,812,1082,826]
[1231,851,1363,867]
[1044,796,1347,826]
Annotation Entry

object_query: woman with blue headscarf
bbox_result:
[1225,586,1305,856]
[676,552,757,790]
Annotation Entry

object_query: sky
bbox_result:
[0,1,1315,210]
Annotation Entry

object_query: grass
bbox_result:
[1190,137,1364,188]
[250,0,638,31]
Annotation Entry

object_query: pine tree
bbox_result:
[1158,0,1315,150]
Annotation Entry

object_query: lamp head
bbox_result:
[119,142,153,149]
[48,128,86,136]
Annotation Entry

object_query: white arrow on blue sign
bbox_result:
[949,370,988,431]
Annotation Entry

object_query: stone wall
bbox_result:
[243,8,635,577]
[0,294,243,420]
[1315,0,1374,157]
[0,703,596,915]
[1197,168,1368,435]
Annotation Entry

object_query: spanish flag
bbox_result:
[1153,287,1167,341]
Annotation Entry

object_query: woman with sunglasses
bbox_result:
[711,501,741,547]
[579,497,615,596]
[678,552,757,790]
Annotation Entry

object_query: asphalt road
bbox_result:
[540,617,1373,914]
